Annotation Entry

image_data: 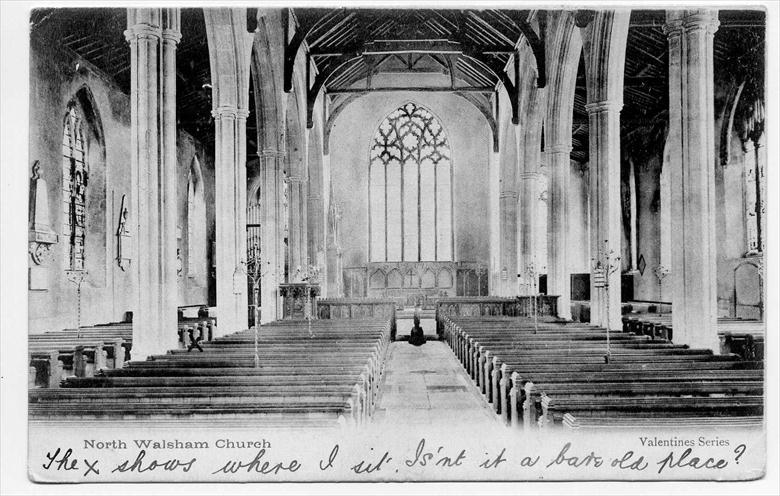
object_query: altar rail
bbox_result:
[318,299,398,340]
[435,296,560,335]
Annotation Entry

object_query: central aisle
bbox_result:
[372,341,501,428]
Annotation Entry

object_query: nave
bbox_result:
[26,7,766,431]
[29,298,764,430]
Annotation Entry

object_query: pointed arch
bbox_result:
[61,102,88,272]
[368,101,453,263]
[187,155,207,280]
[61,85,107,285]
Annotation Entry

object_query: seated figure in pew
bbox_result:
[409,315,426,347]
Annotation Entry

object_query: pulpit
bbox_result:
[279,283,320,320]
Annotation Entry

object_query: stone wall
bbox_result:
[28,36,215,333]
[327,74,492,275]
[630,121,762,317]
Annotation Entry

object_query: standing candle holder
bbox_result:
[524,262,538,334]
[66,270,88,335]
[591,239,621,363]
[653,264,670,315]
[247,240,271,368]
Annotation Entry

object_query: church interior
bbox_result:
[27,8,765,429]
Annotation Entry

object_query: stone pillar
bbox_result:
[488,151,501,294]
[287,175,308,276]
[518,171,539,294]
[326,197,344,297]
[543,11,581,320]
[546,144,572,319]
[204,8,253,333]
[586,101,623,329]
[664,10,720,350]
[259,149,285,323]
[125,9,180,359]
[582,10,630,331]
[213,107,250,335]
[499,190,518,296]
[308,192,325,266]
[518,87,545,296]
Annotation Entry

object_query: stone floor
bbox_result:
[372,340,501,428]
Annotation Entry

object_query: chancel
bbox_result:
[28,7,765,429]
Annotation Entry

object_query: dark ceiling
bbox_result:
[30,8,765,164]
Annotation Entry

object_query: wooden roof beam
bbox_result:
[454,13,517,123]
[284,8,332,93]
[504,10,546,88]
[307,51,362,127]
[327,86,494,94]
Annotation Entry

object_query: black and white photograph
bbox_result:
[1,0,778,492]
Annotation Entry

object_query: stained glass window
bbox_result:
[62,104,88,271]
[369,102,452,262]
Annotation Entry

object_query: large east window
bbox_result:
[369,102,453,262]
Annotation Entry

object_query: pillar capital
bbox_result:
[161,29,182,44]
[683,11,719,34]
[662,18,685,36]
[519,171,540,180]
[499,191,518,200]
[585,100,623,114]
[546,144,572,155]
[664,10,719,36]
[124,24,161,43]
[211,107,250,120]
[285,175,305,184]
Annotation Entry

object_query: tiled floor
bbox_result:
[372,341,501,427]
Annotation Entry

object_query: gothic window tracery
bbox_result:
[739,96,765,255]
[61,104,88,272]
[369,102,453,262]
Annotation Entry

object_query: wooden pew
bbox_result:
[28,337,125,387]
[622,314,764,355]
[439,315,764,430]
[29,318,220,387]
[29,318,392,428]
[562,413,763,429]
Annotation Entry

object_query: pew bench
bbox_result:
[540,395,763,426]
[441,315,764,430]
[562,413,763,429]
[30,318,393,427]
